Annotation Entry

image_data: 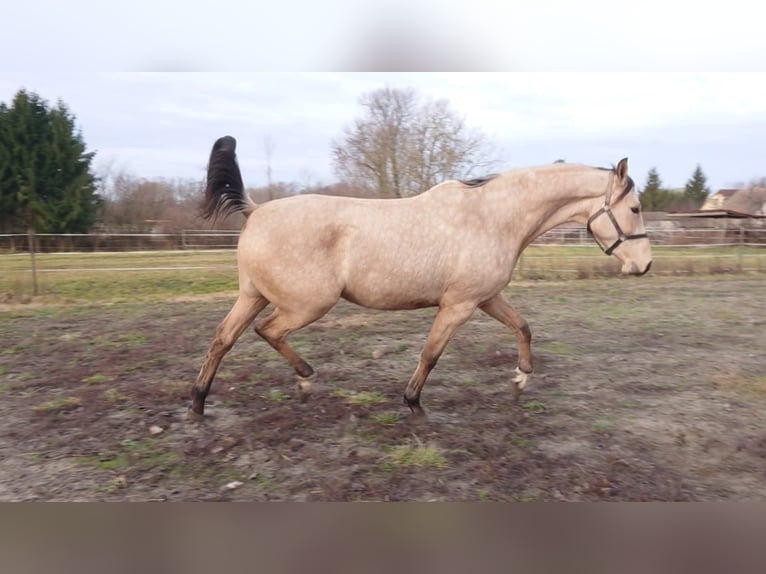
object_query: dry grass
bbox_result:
[710,371,766,399]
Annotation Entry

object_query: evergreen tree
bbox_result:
[0,89,100,233]
[683,164,711,208]
[639,167,672,211]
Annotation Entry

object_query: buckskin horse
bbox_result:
[189,136,651,419]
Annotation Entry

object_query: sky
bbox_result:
[2,0,766,193]
[2,73,765,192]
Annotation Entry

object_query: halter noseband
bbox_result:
[586,172,648,256]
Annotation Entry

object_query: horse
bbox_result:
[189,136,652,420]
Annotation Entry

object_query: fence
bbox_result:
[535,226,766,247]
[2,226,766,253]
[0,230,241,252]
[2,232,765,300]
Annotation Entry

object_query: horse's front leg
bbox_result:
[404,301,477,416]
[479,293,532,403]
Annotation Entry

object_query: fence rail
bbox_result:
[534,226,766,248]
[0,230,241,253]
[2,242,764,301]
[1,226,765,253]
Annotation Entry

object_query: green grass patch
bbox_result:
[93,333,147,350]
[511,492,539,502]
[264,388,291,403]
[33,396,82,412]
[102,388,129,403]
[521,400,546,414]
[337,333,361,344]
[93,455,130,471]
[619,400,642,409]
[510,434,530,448]
[79,438,182,474]
[98,475,128,494]
[536,342,577,357]
[592,417,614,432]
[251,473,277,490]
[475,488,493,501]
[333,389,386,406]
[82,373,111,385]
[1,345,24,356]
[381,443,447,470]
[372,412,402,425]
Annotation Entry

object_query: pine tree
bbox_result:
[683,164,711,208]
[639,167,672,211]
[0,89,100,233]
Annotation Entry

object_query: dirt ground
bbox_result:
[1,275,764,501]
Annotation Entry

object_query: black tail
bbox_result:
[200,136,252,220]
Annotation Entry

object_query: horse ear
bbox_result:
[616,158,629,182]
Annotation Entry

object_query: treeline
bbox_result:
[97,172,373,233]
[0,85,733,235]
[1,86,500,234]
[639,165,712,212]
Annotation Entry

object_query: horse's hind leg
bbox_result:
[254,305,333,401]
[189,294,268,418]
[404,301,477,416]
[479,293,532,402]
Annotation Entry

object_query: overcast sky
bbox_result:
[2,73,765,192]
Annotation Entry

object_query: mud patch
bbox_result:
[1,276,765,500]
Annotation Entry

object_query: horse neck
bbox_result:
[486,168,608,247]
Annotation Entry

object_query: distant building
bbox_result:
[701,188,766,217]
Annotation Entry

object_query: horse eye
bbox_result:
[631,206,640,214]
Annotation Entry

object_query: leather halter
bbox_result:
[586,173,648,256]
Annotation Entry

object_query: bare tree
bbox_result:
[332,87,500,198]
[98,174,236,231]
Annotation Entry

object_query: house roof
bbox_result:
[700,187,766,217]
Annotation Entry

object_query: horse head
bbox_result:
[587,158,652,276]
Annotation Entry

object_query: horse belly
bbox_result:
[340,284,440,310]
[340,260,446,310]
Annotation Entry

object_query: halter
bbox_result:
[586,172,648,256]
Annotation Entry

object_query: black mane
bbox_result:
[459,174,500,188]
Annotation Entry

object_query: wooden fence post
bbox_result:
[27,227,39,296]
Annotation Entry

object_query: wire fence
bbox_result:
[0,230,241,252]
[534,226,766,248]
[1,226,765,253]
[1,227,765,299]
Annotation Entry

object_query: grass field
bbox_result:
[0,250,238,302]
[1,246,764,303]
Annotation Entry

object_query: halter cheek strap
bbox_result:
[587,173,648,255]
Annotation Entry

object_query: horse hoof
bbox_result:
[404,399,427,418]
[296,376,314,403]
[513,367,530,390]
[187,406,205,422]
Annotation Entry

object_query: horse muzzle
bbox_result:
[622,260,652,276]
